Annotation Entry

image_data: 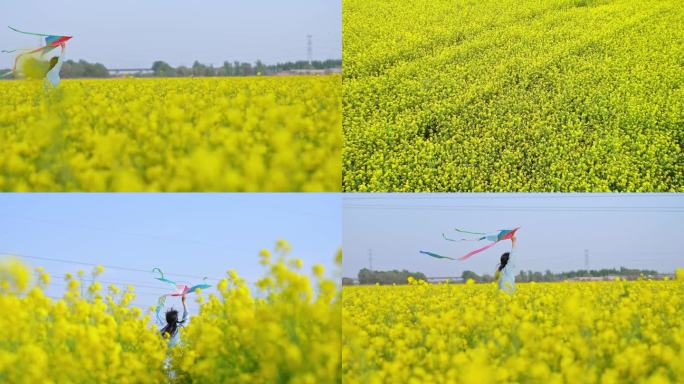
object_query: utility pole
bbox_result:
[368,249,373,271]
[307,34,313,68]
[584,249,589,269]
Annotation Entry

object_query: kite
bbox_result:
[420,227,520,261]
[152,267,211,322]
[2,26,72,78]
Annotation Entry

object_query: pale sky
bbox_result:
[344,193,684,278]
[1,0,341,68]
[0,193,341,316]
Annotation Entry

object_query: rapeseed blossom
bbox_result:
[171,241,341,383]
[0,242,341,383]
[343,0,684,191]
[0,76,341,191]
[343,278,684,383]
[0,258,167,383]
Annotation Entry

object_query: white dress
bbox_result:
[45,55,64,88]
[498,243,517,293]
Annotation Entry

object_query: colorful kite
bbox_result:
[152,267,211,322]
[420,227,520,261]
[2,26,72,78]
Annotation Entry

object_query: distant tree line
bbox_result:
[1,58,342,79]
[350,268,427,285]
[344,266,664,285]
[0,59,109,79]
[465,267,661,283]
[62,60,109,78]
[150,59,342,77]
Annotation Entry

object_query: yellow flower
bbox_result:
[343,278,684,381]
[93,265,104,277]
[342,0,683,192]
[675,268,684,281]
[0,76,341,191]
[312,264,325,278]
[0,243,340,383]
[171,241,340,383]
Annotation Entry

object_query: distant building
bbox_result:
[426,276,464,284]
[108,68,154,77]
[274,67,341,76]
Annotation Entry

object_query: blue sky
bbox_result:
[343,193,684,278]
[0,193,341,315]
[1,0,341,68]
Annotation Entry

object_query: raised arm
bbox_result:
[181,295,188,323]
[511,232,517,248]
[508,232,517,268]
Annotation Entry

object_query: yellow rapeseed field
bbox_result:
[0,241,341,383]
[343,0,684,191]
[343,278,684,383]
[0,258,167,384]
[0,76,341,191]
[171,241,342,383]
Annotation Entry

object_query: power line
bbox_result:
[0,214,257,255]
[343,204,684,213]
[46,280,163,297]
[344,193,684,200]
[36,271,178,292]
[2,251,227,282]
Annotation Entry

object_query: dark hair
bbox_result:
[48,56,59,70]
[160,308,184,338]
[498,252,510,272]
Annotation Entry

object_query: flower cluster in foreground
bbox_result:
[0,76,341,191]
[343,0,683,191]
[0,258,167,383]
[0,241,341,383]
[343,277,684,383]
[171,241,341,383]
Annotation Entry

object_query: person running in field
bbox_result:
[496,231,517,293]
[159,295,188,347]
[45,43,66,89]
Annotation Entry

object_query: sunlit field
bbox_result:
[343,277,684,383]
[0,242,341,383]
[0,76,341,191]
[343,0,684,191]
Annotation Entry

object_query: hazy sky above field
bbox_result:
[344,194,684,278]
[0,193,341,315]
[1,0,341,68]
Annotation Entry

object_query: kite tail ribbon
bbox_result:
[454,228,488,236]
[442,233,484,242]
[420,250,457,261]
[458,241,499,261]
[188,277,212,294]
[155,294,169,324]
[2,49,25,53]
[152,267,177,288]
[8,26,51,37]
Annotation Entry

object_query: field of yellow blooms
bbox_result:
[0,258,167,383]
[343,0,684,191]
[171,241,341,383]
[0,241,341,383]
[0,75,341,191]
[343,278,684,383]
